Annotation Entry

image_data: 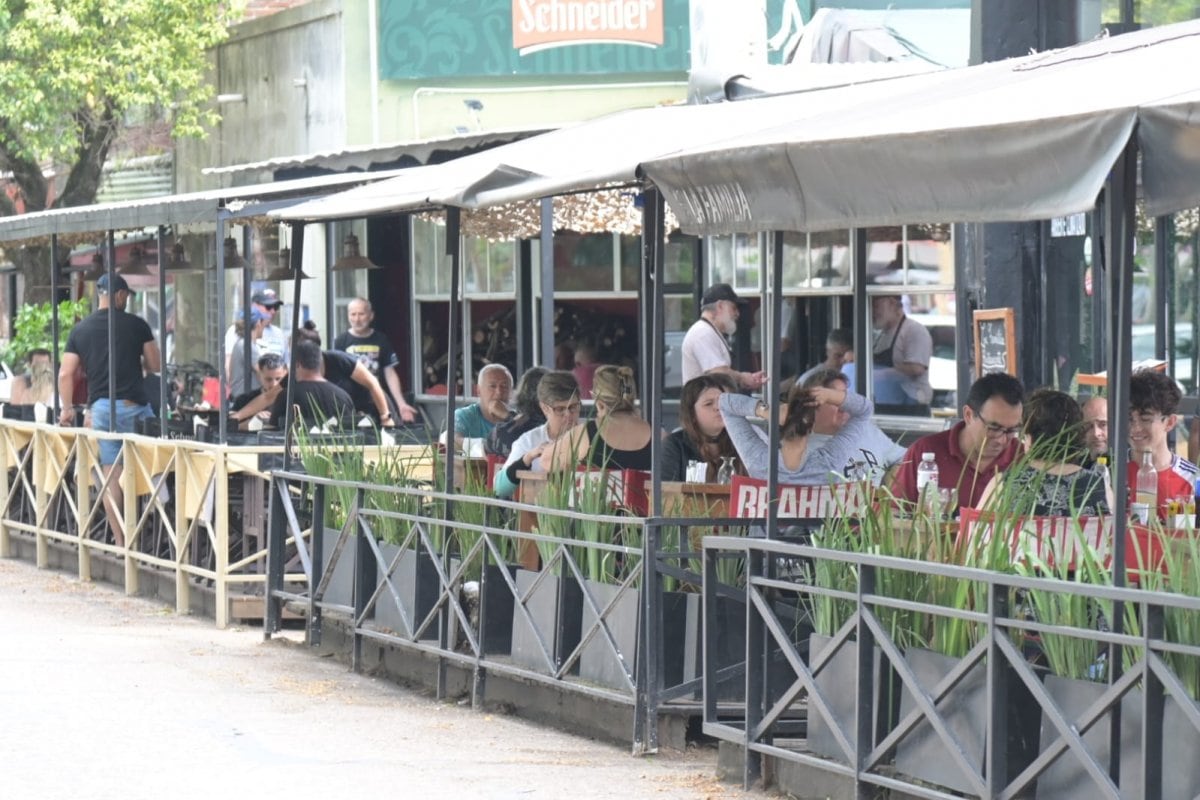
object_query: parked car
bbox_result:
[0,362,15,403]
[1132,322,1194,393]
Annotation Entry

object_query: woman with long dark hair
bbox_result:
[661,373,741,482]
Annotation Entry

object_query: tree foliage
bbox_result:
[0,0,234,215]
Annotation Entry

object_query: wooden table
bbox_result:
[514,470,552,569]
[451,456,490,491]
[651,481,731,518]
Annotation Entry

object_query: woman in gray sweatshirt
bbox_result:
[719,386,875,485]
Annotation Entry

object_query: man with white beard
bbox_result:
[680,283,767,390]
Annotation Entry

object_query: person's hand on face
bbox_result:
[479,373,513,421]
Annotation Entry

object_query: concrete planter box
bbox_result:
[373,541,439,641]
[318,527,355,608]
[806,632,896,764]
[510,568,583,675]
[895,647,1041,795]
[1036,675,1200,800]
[577,582,695,692]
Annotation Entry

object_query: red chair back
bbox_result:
[485,454,505,490]
[957,508,1183,578]
[729,475,868,519]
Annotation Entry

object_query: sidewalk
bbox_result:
[0,558,758,800]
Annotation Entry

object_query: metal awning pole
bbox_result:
[50,235,61,420]
[538,198,554,367]
[157,225,168,429]
[644,187,665,516]
[216,215,228,443]
[1105,140,1137,790]
[443,207,462,491]
[241,226,254,416]
[281,223,306,472]
[851,229,868,396]
[766,232,784,540]
[105,230,116,433]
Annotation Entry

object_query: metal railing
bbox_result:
[261,468,748,752]
[703,534,1200,800]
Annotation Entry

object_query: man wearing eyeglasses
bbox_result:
[892,372,1025,512]
[1126,370,1197,520]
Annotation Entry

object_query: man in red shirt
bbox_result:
[1126,370,1198,519]
[892,372,1024,512]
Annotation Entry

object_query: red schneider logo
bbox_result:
[512,0,664,55]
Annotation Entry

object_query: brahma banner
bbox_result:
[731,476,868,520]
[513,0,664,54]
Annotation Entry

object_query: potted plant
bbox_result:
[806,485,913,763]
[370,443,442,642]
[511,467,583,674]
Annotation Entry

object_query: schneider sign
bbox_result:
[513,0,664,54]
[379,0,688,78]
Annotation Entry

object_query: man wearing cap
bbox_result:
[681,282,767,389]
[224,288,285,379]
[58,274,161,547]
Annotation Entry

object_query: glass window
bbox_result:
[707,233,762,291]
[868,290,958,412]
[866,224,953,288]
[412,216,447,296]
[663,233,699,285]
[553,231,616,292]
[619,234,641,292]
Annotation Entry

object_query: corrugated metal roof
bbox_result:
[0,167,413,244]
[201,127,553,177]
[95,154,174,204]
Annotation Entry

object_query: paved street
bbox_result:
[0,557,762,800]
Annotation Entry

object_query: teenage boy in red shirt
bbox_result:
[1126,370,1199,520]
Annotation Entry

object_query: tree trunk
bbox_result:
[12,246,55,306]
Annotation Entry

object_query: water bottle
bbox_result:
[1133,450,1157,524]
[916,452,938,510]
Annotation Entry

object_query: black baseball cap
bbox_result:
[701,283,745,306]
[252,289,283,308]
[96,274,133,295]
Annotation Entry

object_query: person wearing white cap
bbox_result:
[57,273,161,547]
[680,282,767,389]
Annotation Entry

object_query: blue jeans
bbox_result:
[90,398,154,466]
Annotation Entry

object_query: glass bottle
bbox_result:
[716,456,736,484]
[1133,449,1157,525]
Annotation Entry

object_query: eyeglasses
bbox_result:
[1129,413,1166,429]
[976,414,1022,439]
[546,402,581,417]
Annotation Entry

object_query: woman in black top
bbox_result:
[661,373,741,482]
[543,364,664,472]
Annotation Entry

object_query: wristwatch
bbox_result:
[755,400,769,417]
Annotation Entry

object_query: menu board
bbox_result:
[973,308,1016,378]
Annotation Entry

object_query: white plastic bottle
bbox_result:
[916,452,939,507]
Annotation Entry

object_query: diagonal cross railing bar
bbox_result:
[996,631,1129,800]
[1149,652,1200,733]
[867,637,989,771]
[745,583,817,744]
[553,536,643,685]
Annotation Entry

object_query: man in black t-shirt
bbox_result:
[269,341,354,430]
[58,273,161,547]
[333,298,417,424]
